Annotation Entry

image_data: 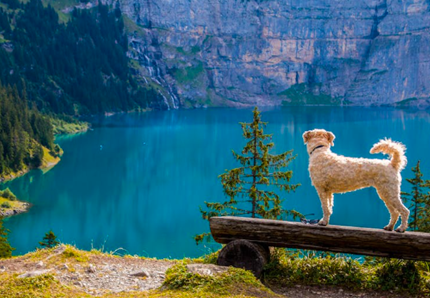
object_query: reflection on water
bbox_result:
[2,107,430,258]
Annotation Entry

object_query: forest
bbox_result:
[0,0,162,176]
[0,83,54,177]
[0,0,161,115]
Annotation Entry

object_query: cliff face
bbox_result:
[112,0,430,108]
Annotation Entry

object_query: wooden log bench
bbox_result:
[209,216,430,277]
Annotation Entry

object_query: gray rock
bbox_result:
[18,269,53,278]
[130,269,150,278]
[87,264,96,273]
[35,261,44,268]
[186,264,229,276]
[100,0,430,108]
[53,244,66,254]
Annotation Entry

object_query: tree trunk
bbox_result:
[210,216,430,261]
[217,239,269,278]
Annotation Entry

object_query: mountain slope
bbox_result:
[0,0,163,115]
[106,0,430,107]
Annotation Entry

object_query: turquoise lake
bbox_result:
[2,107,430,258]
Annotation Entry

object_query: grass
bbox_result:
[162,261,280,298]
[123,15,146,36]
[0,197,24,212]
[50,116,89,135]
[0,273,91,298]
[263,248,430,295]
[3,244,430,297]
[0,188,27,214]
[173,62,205,84]
[0,245,279,298]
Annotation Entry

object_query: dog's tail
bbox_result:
[370,139,407,171]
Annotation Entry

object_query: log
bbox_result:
[217,239,269,278]
[210,216,430,261]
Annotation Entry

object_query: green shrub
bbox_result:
[163,261,277,297]
[1,202,11,208]
[1,188,16,201]
[263,249,430,295]
[374,259,423,294]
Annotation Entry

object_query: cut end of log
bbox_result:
[217,239,269,278]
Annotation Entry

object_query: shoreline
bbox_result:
[0,200,31,218]
[0,150,62,184]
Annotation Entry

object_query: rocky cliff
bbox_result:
[108,0,430,108]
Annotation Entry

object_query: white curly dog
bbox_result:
[303,129,410,233]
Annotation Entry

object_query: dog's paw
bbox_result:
[395,227,406,233]
[383,226,394,231]
[318,220,328,226]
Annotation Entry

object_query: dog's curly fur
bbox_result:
[303,129,410,233]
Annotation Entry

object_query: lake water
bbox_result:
[2,107,430,258]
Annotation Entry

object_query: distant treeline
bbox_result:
[0,83,54,176]
[0,0,162,115]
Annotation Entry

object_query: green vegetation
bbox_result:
[0,202,11,208]
[0,84,57,179]
[0,0,162,115]
[279,83,341,105]
[2,244,429,296]
[402,160,430,232]
[195,107,301,243]
[173,62,204,84]
[0,273,91,298]
[50,116,89,135]
[0,187,28,215]
[0,218,14,258]
[395,97,419,106]
[263,249,430,295]
[39,231,59,248]
[163,261,280,297]
[0,188,16,201]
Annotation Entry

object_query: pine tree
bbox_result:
[0,219,14,258]
[39,230,59,248]
[195,107,301,244]
[402,161,430,231]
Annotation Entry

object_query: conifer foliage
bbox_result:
[402,161,430,232]
[0,219,14,258]
[39,230,59,249]
[0,84,54,177]
[0,0,162,115]
[195,107,301,243]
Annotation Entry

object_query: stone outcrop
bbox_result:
[107,0,430,108]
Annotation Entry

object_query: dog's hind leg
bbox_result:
[392,199,410,233]
[383,202,400,231]
[376,186,409,232]
[317,189,333,226]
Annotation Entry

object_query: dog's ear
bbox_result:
[326,131,335,146]
[303,131,312,144]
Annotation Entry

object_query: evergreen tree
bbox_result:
[0,219,14,258]
[195,107,301,243]
[402,161,430,231]
[39,230,59,248]
[0,0,162,115]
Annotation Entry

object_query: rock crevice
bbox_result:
[109,0,430,107]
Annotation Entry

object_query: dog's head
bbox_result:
[303,129,335,154]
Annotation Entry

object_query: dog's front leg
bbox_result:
[317,189,333,226]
